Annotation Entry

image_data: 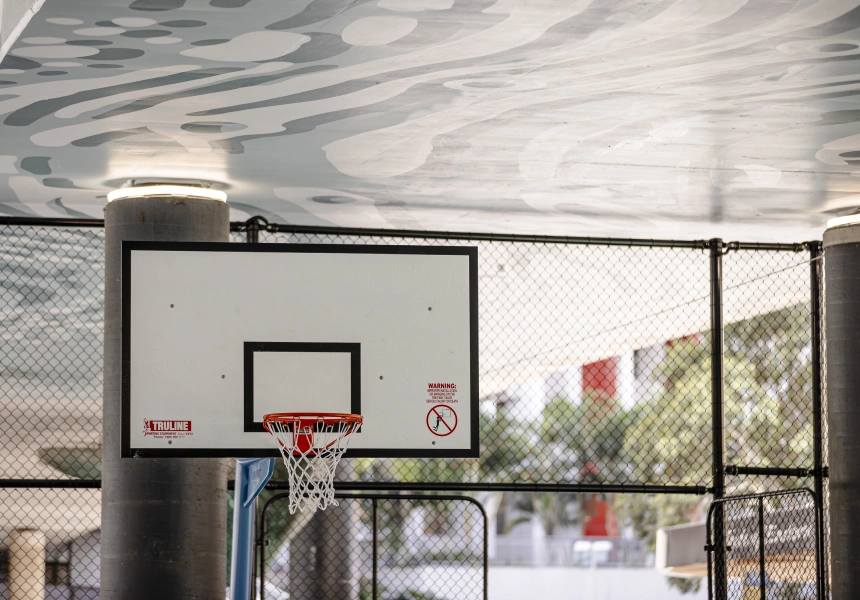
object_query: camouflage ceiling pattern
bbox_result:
[1,0,860,239]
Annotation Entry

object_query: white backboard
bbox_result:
[121,242,478,458]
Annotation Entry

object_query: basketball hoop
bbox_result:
[263,412,362,513]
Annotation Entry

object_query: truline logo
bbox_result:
[143,419,192,438]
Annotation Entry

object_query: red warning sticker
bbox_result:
[426,405,457,437]
[143,419,192,439]
[426,382,459,404]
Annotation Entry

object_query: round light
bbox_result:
[107,185,227,203]
[827,213,860,229]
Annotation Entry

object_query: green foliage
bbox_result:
[668,577,702,594]
[391,591,451,600]
[543,391,631,483]
[622,338,712,486]
[724,305,814,486]
[479,406,536,480]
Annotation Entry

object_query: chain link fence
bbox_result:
[252,227,717,491]
[1,218,828,598]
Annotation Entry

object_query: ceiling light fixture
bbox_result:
[827,213,860,229]
[107,184,227,203]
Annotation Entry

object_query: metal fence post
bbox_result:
[709,238,727,600]
[809,241,827,596]
[710,238,726,501]
[758,497,766,600]
[246,217,264,244]
[372,497,378,600]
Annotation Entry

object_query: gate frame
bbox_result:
[706,488,822,600]
[257,492,490,600]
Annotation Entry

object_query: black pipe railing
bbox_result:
[1,215,818,251]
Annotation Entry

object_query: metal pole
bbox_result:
[709,239,727,600]
[251,497,258,600]
[724,465,814,477]
[231,461,257,600]
[706,510,714,600]
[230,458,274,600]
[102,195,229,600]
[710,238,726,501]
[259,498,267,600]
[758,498,766,600]
[246,218,261,244]
[814,493,823,600]
[809,241,827,598]
[372,498,378,600]
[483,500,489,600]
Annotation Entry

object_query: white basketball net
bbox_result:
[265,416,360,514]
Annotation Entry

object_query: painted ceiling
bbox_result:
[1,0,860,239]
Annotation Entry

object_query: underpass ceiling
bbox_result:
[1,0,859,240]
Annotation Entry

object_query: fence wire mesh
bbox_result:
[0,220,829,598]
[258,494,486,600]
[707,490,820,600]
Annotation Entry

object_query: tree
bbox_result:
[542,391,631,484]
[479,405,537,481]
[621,338,714,487]
[724,305,814,492]
[617,304,816,593]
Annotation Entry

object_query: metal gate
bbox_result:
[706,489,822,600]
[257,493,488,600]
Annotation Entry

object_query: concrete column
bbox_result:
[824,221,860,599]
[102,196,230,600]
[8,528,46,600]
